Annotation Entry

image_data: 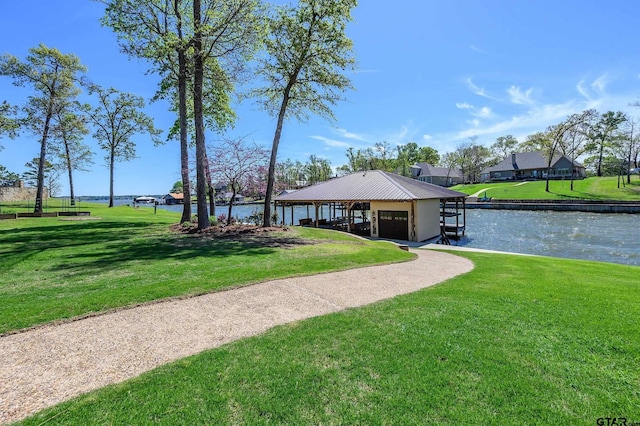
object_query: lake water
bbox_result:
[461,210,639,266]
[94,199,640,266]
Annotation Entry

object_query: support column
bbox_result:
[314,202,320,228]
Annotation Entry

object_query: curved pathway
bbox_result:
[0,249,473,424]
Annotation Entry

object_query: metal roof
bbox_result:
[412,163,463,178]
[275,170,467,203]
[482,151,584,174]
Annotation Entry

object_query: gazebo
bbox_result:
[275,170,467,242]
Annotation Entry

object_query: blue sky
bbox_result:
[1,0,640,196]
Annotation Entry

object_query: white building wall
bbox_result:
[414,199,441,241]
[369,199,440,242]
[370,201,412,239]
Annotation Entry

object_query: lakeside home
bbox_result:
[481,152,586,182]
[409,163,464,187]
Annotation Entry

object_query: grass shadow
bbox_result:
[1,220,313,278]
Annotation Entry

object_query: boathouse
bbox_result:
[275,170,467,242]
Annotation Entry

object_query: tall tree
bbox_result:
[620,118,639,184]
[521,131,550,153]
[253,0,357,226]
[439,151,460,183]
[418,146,440,165]
[101,0,263,226]
[208,136,268,224]
[50,105,92,205]
[0,44,86,212]
[170,180,184,193]
[103,0,194,223]
[304,154,332,184]
[557,109,595,190]
[491,135,518,159]
[86,85,161,207]
[0,165,20,186]
[585,111,627,177]
[541,110,593,192]
[454,136,491,183]
[23,157,61,197]
[0,101,20,145]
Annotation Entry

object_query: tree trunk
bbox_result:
[63,137,75,205]
[109,146,115,208]
[175,0,191,224]
[178,50,192,223]
[204,150,215,217]
[627,123,633,185]
[263,87,292,227]
[34,105,54,213]
[597,141,604,177]
[545,157,553,193]
[193,0,209,229]
[227,185,236,225]
[570,156,575,191]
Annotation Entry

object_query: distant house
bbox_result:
[161,193,184,205]
[409,163,464,187]
[224,192,245,204]
[481,152,586,182]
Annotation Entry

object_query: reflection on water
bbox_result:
[98,200,639,266]
[459,210,639,266]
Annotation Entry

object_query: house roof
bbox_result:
[163,192,184,200]
[411,162,463,178]
[275,170,466,203]
[482,151,584,174]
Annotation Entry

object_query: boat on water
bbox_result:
[133,196,156,204]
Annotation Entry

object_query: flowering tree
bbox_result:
[208,137,268,225]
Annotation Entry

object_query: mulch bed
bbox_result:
[169,223,314,249]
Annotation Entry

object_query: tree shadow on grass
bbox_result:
[550,191,608,200]
[1,220,314,278]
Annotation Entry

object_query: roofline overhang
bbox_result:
[274,195,467,204]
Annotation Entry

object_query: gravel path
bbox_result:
[0,249,473,424]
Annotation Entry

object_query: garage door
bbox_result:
[378,210,408,240]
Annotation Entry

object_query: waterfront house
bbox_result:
[409,163,464,187]
[224,192,245,204]
[161,193,184,205]
[275,170,467,242]
[481,152,586,182]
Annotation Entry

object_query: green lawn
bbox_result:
[452,176,640,201]
[17,251,639,425]
[0,203,414,334]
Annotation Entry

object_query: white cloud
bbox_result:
[576,79,590,100]
[431,74,638,151]
[591,74,609,94]
[508,85,535,105]
[469,44,486,54]
[474,106,492,118]
[456,102,492,119]
[577,74,609,103]
[466,78,494,100]
[331,127,369,142]
[387,125,411,145]
[422,134,433,141]
[310,135,351,148]
[455,100,578,140]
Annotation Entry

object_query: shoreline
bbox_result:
[465,199,640,213]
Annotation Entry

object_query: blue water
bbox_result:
[91,199,639,266]
[460,210,639,266]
